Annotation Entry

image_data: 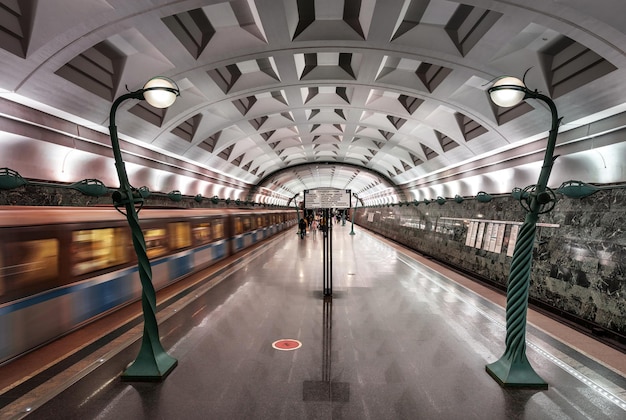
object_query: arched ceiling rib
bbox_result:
[0,0,625,205]
[249,161,403,202]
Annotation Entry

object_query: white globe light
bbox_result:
[489,76,526,108]
[143,77,179,108]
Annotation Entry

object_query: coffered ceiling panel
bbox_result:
[0,0,625,205]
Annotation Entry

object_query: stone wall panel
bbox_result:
[355,189,626,340]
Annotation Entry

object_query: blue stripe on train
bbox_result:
[0,268,134,316]
[0,236,249,318]
[170,252,194,280]
[214,241,226,259]
[0,240,230,317]
[75,275,134,320]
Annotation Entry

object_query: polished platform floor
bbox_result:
[1,224,625,419]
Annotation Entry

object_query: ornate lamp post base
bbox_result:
[486,356,547,389]
[121,337,178,381]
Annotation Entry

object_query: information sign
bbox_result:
[304,189,351,209]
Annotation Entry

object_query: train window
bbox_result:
[169,222,191,250]
[242,216,252,232]
[143,228,168,259]
[71,228,129,276]
[2,239,59,295]
[256,216,264,228]
[234,217,243,235]
[193,222,212,244]
[213,219,225,240]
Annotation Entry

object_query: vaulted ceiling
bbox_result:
[1,0,625,205]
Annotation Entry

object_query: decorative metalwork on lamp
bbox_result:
[475,191,493,203]
[0,167,27,189]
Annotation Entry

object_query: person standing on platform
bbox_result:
[298,218,307,239]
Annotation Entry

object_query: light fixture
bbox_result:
[108,76,180,381]
[142,76,179,108]
[488,76,526,107]
[485,75,562,389]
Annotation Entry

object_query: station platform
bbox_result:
[0,224,625,419]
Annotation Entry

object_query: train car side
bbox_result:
[0,207,297,365]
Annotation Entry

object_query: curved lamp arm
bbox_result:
[110,77,180,196]
[488,78,561,201]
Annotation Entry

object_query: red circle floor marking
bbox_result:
[272,339,302,351]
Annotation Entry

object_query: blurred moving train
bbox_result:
[0,206,297,365]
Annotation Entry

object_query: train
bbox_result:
[0,206,298,365]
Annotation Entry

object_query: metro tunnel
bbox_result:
[0,1,625,418]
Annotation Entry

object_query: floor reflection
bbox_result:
[302,295,350,403]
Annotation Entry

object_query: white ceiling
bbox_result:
[0,0,625,205]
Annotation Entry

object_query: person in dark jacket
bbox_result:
[298,218,307,239]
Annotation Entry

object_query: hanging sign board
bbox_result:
[304,189,351,209]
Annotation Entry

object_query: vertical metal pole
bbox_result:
[322,208,333,296]
[322,296,332,382]
[322,209,326,294]
[329,212,333,295]
[323,208,328,295]
[109,91,177,381]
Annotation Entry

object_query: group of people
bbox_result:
[298,217,318,239]
[298,210,348,239]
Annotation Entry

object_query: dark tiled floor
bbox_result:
[4,225,626,419]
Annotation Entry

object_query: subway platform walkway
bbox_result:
[1,224,625,419]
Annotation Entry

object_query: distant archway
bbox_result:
[247,161,408,203]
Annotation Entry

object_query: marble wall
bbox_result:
[2,184,624,342]
[354,189,626,342]
[0,184,247,209]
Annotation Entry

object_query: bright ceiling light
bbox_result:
[143,77,180,108]
[488,76,526,108]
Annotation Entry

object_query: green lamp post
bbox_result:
[349,193,358,235]
[109,76,180,381]
[292,193,301,234]
[485,76,561,388]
